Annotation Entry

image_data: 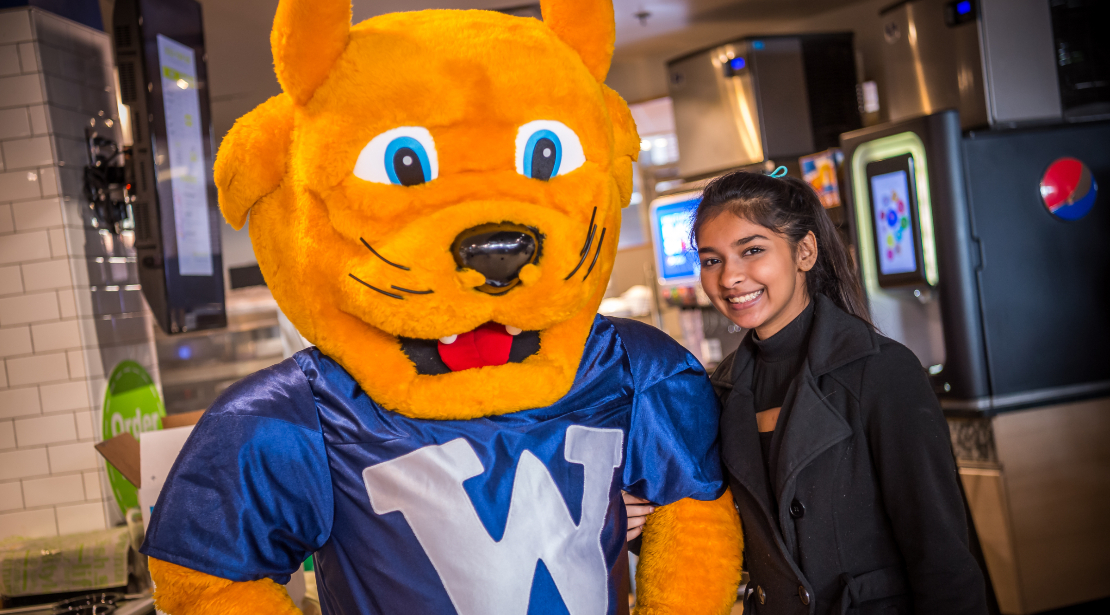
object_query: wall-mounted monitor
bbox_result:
[866,154,929,288]
[113,0,226,334]
[648,192,702,287]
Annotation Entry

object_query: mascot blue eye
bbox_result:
[354,127,439,186]
[385,137,432,186]
[515,120,585,180]
[523,130,562,181]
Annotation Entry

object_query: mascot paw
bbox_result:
[149,558,302,615]
[634,491,743,615]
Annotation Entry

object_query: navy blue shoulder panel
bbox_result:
[202,355,320,433]
[605,316,705,389]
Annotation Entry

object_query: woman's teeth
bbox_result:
[728,289,763,304]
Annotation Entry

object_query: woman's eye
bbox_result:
[743,247,764,256]
[353,126,438,186]
[702,258,721,267]
[515,120,585,180]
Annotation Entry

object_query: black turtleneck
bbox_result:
[750,298,815,468]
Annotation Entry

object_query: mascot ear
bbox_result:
[214,94,294,230]
[540,0,615,82]
[271,0,351,104]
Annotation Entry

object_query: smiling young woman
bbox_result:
[628,171,987,614]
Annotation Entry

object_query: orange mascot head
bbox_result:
[215,0,639,420]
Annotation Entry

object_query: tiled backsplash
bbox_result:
[0,7,159,540]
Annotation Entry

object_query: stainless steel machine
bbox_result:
[666,33,860,179]
[879,0,1110,129]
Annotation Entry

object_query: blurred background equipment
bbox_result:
[879,0,1110,129]
[112,0,226,335]
[667,33,860,180]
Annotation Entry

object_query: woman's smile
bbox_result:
[725,288,764,309]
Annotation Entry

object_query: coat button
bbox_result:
[757,585,766,605]
[799,585,811,605]
[789,498,805,519]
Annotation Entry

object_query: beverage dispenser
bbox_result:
[840,111,1110,613]
[841,111,1110,411]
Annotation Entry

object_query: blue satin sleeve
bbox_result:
[622,366,725,505]
[140,358,333,584]
[609,317,724,505]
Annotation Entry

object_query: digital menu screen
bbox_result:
[870,169,918,276]
[650,195,701,285]
[157,34,213,277]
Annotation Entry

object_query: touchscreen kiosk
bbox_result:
[648,192,702,286]
[865,154,928,287]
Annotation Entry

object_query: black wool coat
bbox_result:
[711,295,987,615]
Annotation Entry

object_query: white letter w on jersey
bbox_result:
[363,426,623,615]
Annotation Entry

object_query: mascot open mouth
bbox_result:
[400,324,541,375]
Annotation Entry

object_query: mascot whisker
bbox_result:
[141,0,744,613]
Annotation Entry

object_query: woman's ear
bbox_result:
[797,231,819,272]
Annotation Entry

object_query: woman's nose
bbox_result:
[452,223,540,294]
[720,259,746,287]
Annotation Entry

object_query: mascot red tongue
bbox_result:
[138,1,744,614]
[439,323,515,371]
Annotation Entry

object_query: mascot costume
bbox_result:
[141,0,743,613]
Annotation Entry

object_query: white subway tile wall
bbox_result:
[0,108,30,140]
[0,507,56,540]
[0,325,32,357]
[0,480,23,510]
[12,196,63,231]
[0,420,14,449]
[15,412,78,446]
[0,205,13,234]
[48,440,97,473]
[0,263,21,293]
[0,447,48,481]
[22,473,84,507]
[0,386,39,419]
[81,469,100,499]
[0,8,161,537]
[56,501,105,535]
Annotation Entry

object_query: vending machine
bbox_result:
[840,111,1110,613]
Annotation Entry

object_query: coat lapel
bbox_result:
[771,362,851,504]
[715,342,777,522]
[771,297,880,505]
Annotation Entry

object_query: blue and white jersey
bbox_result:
[142,316,723,615]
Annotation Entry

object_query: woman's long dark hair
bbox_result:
[692,171,872,326]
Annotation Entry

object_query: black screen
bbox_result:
[866,154,928,288]
[113,0,225,334]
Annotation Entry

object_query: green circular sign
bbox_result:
[102,360,164,514]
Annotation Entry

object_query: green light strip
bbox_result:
[849,132,940,291]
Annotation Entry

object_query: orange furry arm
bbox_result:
[634,491,743,615]
[149,557,301,615]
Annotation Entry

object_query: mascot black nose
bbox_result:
[453,223,540,293]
